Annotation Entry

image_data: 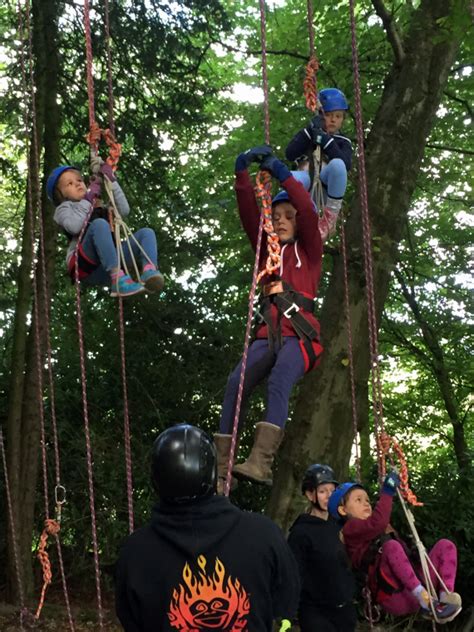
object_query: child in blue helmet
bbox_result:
[214,146,323,492]
[47,162,164,297]
[328,476,462,623]
[286,88,352,242]
[288,464,356,632]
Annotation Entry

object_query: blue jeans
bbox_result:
[219,337,305,433]
[81,219,158,286]
[320,158,347,200]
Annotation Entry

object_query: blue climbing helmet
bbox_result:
[272,170,311,206]
[328,481,364,521]
[46,165,79,203]
[319,88,349,112]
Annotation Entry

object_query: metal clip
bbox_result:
[283,303,300,319]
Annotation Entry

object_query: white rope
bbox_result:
[396,489,450,624]
[310,145,326,213]
[103,176,153,289]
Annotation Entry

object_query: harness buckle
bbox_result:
[283,303,300,319]
[254,309,264,324]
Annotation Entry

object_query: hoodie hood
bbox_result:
[151,494,242,559]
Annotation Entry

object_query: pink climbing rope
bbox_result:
[102,0,135,533]
[348,0,386,477]
[18,0,74,626]
[224,0,274,495]
[340,223,361,481]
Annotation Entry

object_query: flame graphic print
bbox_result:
[168,555,250,631]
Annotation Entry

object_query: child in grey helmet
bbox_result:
[288,464,356,632]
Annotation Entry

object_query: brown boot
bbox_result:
[214,434,238,495]
[232,422,283,486]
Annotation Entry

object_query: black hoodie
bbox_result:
[115,495,300,631]
[288,513,355,609]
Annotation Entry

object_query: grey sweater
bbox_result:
[53,181,130,264]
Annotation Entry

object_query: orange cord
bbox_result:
[86,121,122,170]
[304,56,320,113]
[255,170,280,282]
[378,431,423,506]
[35,518,61,619]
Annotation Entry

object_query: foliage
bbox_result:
[0,0,472,624]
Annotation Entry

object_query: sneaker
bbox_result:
[440,591,462,609]
[422,599,462,624]
[141,269,165,294]
[110,274,145,297]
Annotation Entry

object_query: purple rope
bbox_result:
[224,0,272,495]
[348,0,385,474]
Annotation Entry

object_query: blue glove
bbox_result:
[307,115,330,146]
[259,155,291,183]
[235,144,273,172]
[382,471,400,496]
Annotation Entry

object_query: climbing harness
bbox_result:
[255,280,322,372]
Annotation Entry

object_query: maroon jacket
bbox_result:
[235,170,323,340]
[342,493,393,569]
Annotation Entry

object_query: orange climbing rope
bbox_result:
[304,57,320,113]
[378,431,423,506]
[35,519,61,620]
[86,122,122,169]
[256,170,280,281]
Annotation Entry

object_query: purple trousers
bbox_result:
[378,539,457,615]
[219,337,305,434]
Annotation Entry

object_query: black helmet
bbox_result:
[301,463,338,494]
[151,424,217,503]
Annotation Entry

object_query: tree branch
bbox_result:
[444,90,474,118]
[371,0,405,65]
[426,142,474,156]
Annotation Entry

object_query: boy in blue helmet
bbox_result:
[214,146,323,491]
[286,87,352,242]
[329,476,462,623]
[47,162,164,297]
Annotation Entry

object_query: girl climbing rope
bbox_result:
[47,160,164,297]
[286,88,352,242]
[328,474,462,623]
[214,146,323,492]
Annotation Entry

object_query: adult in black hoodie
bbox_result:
[115,424,300,632]
[288,464,356,632]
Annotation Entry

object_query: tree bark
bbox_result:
[267,0,466,531]
[6,0,61,601]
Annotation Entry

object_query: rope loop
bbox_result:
[35,519,61,620]
[86,122,122,170]
[378,431,423,507]
[304,56,320,113]
[255,170,280,282]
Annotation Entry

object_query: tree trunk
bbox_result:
[6,0,61,601]
[267,0,465,531]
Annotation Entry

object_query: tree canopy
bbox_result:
[0,0,472,628]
